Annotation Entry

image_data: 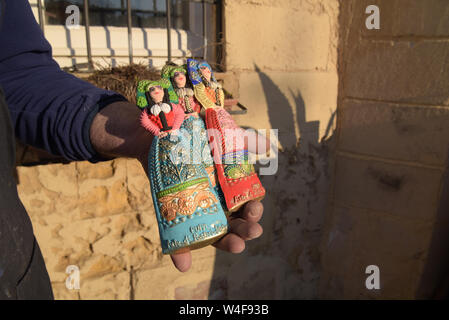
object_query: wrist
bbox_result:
[89,101,154,163]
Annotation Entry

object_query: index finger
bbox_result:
[231,200,264,223]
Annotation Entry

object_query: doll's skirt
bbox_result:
[147,129,228,254]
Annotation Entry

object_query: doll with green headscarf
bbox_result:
[161,63,228,212]
[136,78,184,137]
[161,64,202,116]
[136,78,228,254]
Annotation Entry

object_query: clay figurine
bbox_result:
[161,64,228,212]
[187,58,266,212]
[136,78,228,254]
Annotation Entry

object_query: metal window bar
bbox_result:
[166,0,172,62]
[202,0,207,60]
[37,0,45,34]
[39,0,220,68]
[39,0,244,114]
[83,0,94,70]
[127,0,133,64]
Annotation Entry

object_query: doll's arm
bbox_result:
[140,110,160,136]
[192,97,202,114]
[193,83,216,109]
[218,88,225,108]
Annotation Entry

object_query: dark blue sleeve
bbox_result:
[0,0,127,162]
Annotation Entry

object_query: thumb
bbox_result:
[170,251,192,272]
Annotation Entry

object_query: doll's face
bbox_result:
[173,71,186,88]
[199,65,211,82]
[149,85,164,103]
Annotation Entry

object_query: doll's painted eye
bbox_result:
[174,72,185,77]
[149,85,162,92]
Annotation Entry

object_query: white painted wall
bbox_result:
[28,0,207,69]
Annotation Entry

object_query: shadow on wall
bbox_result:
[202,66,336,299]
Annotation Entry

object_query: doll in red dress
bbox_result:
[187,59,266,212]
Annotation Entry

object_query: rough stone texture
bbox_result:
[224,0,339,72]
[233,71,338,149]
[321,205,432,299]
[344,41,449,106]
[334,154,442,222]
[211,140,333,299]
[133,248,216,300]
[339,100,449,167]
[16,159,161,298]
[212,0,340,299]
[338,0,449,106]
[355,0,449,38]
[319,0,449,299]
[225,1,330,71]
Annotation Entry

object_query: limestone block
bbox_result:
[30,214,116,282]
[320,205,433,299]
[226,255,288,299]
[344,41,449,106]
[77,158,127,190]
[339,100,449,167]
[224,0,334,71]
[334,155,443,221]
[89,213,162,271]
[17,166,59,217]
[326,206,433,299]
[133,253,216,300]
[174,280,223,300]
[16,166,43,194]
[78,271,130,300]
[232,70,338,149]
[133,267,176,300]
[126,158,153,211]
[320,205,358,276]
[82,255,125,280]
[77,179,131,218]
[37,162,78,197]
[51,282,80,300]
[347,0,449,38]
[76,160,115,181]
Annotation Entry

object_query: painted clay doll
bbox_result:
[187,58,266,212]
[136,78,228,254]
[162,64,202,115]
[161,64,227,212]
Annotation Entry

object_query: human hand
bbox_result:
[89,101,264,273]
[170,200,264,272]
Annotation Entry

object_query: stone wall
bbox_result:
[17,159,229,299]
[319,0,449,299]
[213,0,339,298]
[15,0,340,299]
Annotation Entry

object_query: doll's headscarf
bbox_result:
[161,64,188,103]
[161,64,187,80]
[187,58,217,86]
[136,78,172,109]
